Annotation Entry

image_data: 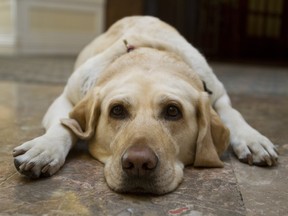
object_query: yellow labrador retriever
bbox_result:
[13,16,278,194]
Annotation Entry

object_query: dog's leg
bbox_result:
[12,37,134,178]
[13,90,77,178]
[163,37,279,166]
[214,93,278,166]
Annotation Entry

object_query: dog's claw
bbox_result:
[265,155,272,166]
[14,159,38,178]
[239,153,253,165]
[247,154,253,165]
[12,149,26,157]
[14,158,21,171]
[271,156,278,165]
[273,147,279,155]
[41,164,50,173]
[25,162,36,171]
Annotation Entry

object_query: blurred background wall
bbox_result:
[107,0,288,63]
[0,0,287,63]
[0,0,105,55]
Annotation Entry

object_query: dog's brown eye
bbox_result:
[164,105,182,120]
[110,105,128,119]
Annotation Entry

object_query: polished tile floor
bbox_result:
[0,57,287,216]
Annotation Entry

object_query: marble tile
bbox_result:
[1,156,246,215]
[212,63,288,96]
[231,156,288,216]
[0,56,74,84]
[229,94,288,216]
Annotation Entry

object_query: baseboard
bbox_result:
[0,34,16,55]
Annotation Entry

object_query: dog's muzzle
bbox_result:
[121,144,158,178]
[118,143,159,193]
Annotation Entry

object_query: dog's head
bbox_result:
[62,48,229,194]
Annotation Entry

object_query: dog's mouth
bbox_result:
[124,186,152,194]
[117,176,160,194]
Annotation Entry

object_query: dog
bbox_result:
[13,16,278,194]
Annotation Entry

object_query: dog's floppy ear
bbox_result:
[61,90,100,140]
[194,93,230,167]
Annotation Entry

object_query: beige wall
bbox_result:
[0,0,105,55]
[0,0,13,34]
[30,8,96,33]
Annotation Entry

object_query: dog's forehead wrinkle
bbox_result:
[100,61,201,104]
[157,94,183,107]
[108,95,133,107]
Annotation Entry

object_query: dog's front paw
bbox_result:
[231,127,278,166]
[13,136,67,178]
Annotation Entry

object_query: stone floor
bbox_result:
[0,57,287,216]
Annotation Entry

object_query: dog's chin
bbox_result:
[115,177,164,195]
[115,185,158,195]
[109,179,175,195]
[104,163,184,195]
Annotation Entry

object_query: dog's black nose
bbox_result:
[121,144,158,177]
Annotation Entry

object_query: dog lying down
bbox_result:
[13,16,278,194]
